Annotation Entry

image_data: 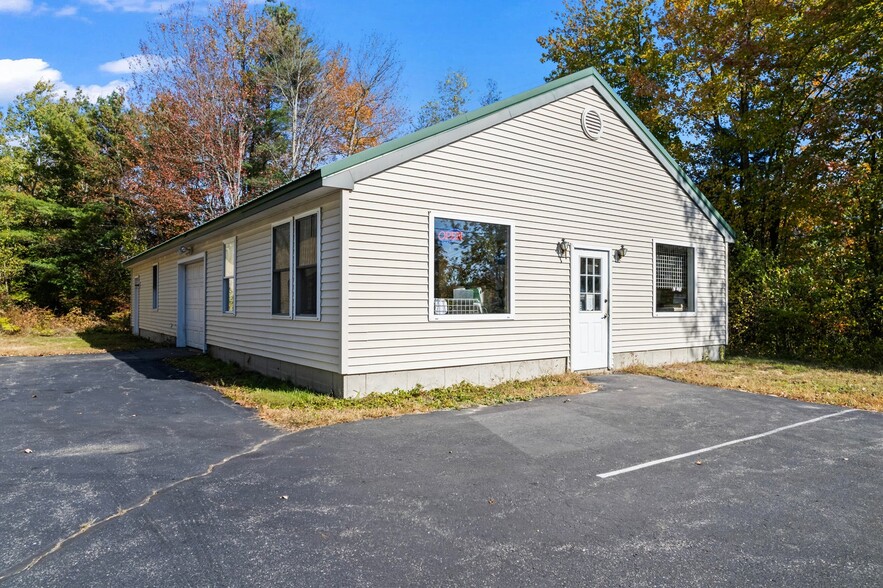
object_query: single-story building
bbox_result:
[123,67,735,397]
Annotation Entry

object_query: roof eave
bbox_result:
[122,171,325,268]
[123,66,735,270]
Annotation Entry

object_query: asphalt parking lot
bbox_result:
[2,350,881,586]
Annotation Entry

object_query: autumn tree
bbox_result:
[132,0,270,218]
[480,79,502,107]
[126,93,208,243]
[415,70,502,129]
[415,69,471,129]
[258,0,323,178]
[326,35,406,158]
[259,2,406,177]
[538,0,679,153]
[540,0,883,364]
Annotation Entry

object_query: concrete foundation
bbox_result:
[613,344,725,369]
[205,345,567,398]
[192,343,724,399]
[342,358,568,398]
[208,345,344,396]
[136,328,176,346]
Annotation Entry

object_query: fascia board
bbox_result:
[123,174,326,267]
[321,82,598,191]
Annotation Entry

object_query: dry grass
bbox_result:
[0,330,160,356]
[0,309,159,357]
[170,355,594,431]
[0,306,105,336]
[625,357,883,411]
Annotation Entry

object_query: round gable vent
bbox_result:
[581,107,604,140]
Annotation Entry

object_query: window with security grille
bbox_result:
[655,243,694,312]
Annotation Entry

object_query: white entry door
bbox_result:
[571,250,609,370]
[183,261,205,349]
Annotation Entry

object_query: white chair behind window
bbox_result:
[452,287,483,313]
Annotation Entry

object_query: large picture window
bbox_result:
[655,242,695,313]
[272,223,290,315]
[295,213,319,317]
[432,215,512,317]
[222,237,236,314]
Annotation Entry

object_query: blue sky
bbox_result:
[0,0,563,116]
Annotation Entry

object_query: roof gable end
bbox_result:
[322,67,735,243]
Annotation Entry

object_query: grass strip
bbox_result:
[169,354,594,430]
[625,356,882,411]
[0,329,160,357]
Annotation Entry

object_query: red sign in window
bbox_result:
[437,230,464,242]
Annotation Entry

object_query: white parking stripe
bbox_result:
[597,409,858,479]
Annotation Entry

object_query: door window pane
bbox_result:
[579,256,602,312]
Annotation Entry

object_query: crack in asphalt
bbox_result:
[0,431,293,584]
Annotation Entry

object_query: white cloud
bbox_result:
[81,0,174,13]
[0,58,62,102]
[99,54,167,75]
[60,79,129,101]
[0,58,128,103]
[0,0,33,13]
[54,5,77,16]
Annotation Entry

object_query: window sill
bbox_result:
[294,315,320,322]
[429,314,515,322]
[652,310,697,318]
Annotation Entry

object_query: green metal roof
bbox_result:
[124,66,734,267]
[318,67,604,177]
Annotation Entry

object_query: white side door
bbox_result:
[571,250,609,370]
[184,261,205,349]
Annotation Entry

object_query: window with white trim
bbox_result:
[655,243,695,312]
[151,264,158,309]
[222,237,236,314]
[295,213,319,317]
[272,223,290,315]
[432,215,512,316]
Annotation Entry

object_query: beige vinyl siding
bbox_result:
[130,252,179,338]
[130,192,342,372]
[345,85,727,373]
[204,194,341,372]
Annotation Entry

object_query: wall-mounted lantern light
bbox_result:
[614,244,628,262]
[556,238,570,259]
[179,245,193,256]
